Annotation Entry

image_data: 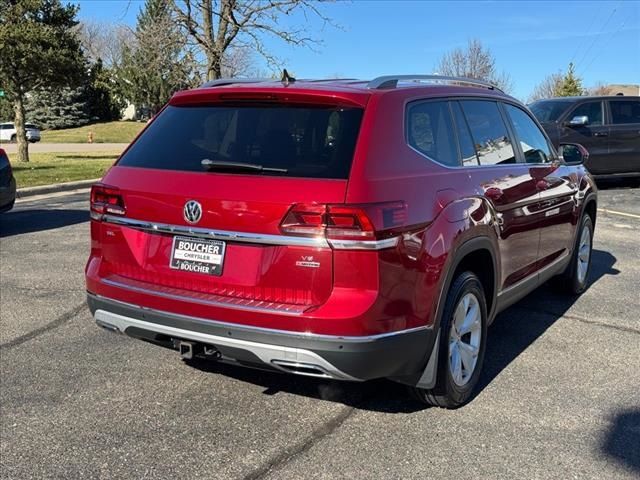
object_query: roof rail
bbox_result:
[368,75,502,92]
[199,78,271,88]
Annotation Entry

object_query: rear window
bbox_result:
[117,104,363,179]
[609,100,640,124]
[406,101,458,167]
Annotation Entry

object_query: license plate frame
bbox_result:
[170,235,226,276]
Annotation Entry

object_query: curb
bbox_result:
[16,178,100,199]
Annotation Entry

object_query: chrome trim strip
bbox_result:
[270,360,333,379]
[93,309,359,381]
[100,214,330,248]
[101,277,307,316]
[90,292,430,343]
[328,237,400,250]
[98,214,400,250]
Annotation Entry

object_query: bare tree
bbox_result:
[220,44,255,77]
[172,0,337,81]
[436,39,513,93]
[77,21,134,68]
[528,72,563,103]
[586,82,611,96]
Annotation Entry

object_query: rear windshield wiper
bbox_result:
[201,159,287,174]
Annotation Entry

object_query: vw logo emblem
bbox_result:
[183,200,202,224]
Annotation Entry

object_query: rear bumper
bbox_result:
[87,293,432,381]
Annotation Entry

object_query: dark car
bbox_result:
[0,148,16,212]
[86,75,597,408]
[529,96,640,179]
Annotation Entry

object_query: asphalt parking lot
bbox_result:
[1,182,639,479]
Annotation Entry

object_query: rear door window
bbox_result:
[406,101,459,166]
[609,100,640,125]
[460,100,516,165]
[504,104,553,163]
[569,102,603,126]
[117,104,363,179]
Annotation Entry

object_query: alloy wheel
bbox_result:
[448,293,482,386]
[577,225,591,285]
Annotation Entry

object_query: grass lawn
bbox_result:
[40,121,145,144]
[9,152,119,188]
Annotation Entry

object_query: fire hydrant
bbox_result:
[88,131,94,144]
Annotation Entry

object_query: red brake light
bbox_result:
[280,203,326,236]
[90,184,125,216]
[280,202,407,241]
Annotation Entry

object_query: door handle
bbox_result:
[594,132,608,137]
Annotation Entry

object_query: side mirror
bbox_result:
[559,143,589,164]
[567,115,589,127]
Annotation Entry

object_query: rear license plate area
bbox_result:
[170,235,226,276]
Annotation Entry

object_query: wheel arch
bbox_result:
[583,193,597,228]
[410,235,499,390]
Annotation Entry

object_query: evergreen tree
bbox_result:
[85,59,123,122]
[117,0,196,115]
[27,86,89,129]
[0,97,12,123]
[557,63,584,97]
[0,0,85,162]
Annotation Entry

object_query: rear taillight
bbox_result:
[280,202,407,241]
[90,184,125,216]
[0,152,10,175]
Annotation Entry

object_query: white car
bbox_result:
[0,122,41,143]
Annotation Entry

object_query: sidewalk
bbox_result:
[16,178,99,199]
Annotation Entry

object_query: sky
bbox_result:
[75,0,640,101]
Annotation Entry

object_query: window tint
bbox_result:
[610,100,640,125]
[505,104,553,163]
[570,102,603,125]
[406,101,458,166]
[460,100,516,166]
[529,100,573,122]
[117,105,363,179]
[451,102,479,166]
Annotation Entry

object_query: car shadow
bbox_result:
[602,408,640,474]
[185,358,425,413]
[0,208,88,237]
[185,249,618,413]
[475,249,618,395]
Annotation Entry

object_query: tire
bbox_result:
[10,134,16,143]
[410,271,488,408]
[559,213,594,295]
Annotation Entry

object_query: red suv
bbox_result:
[86,75,597,408]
